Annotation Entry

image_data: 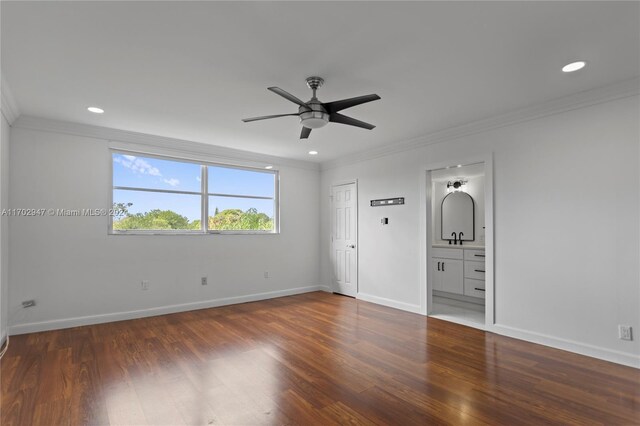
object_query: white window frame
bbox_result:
[109,149,280,235]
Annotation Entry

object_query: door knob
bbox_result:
[347,244,355,248]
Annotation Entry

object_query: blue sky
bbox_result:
[113,153,275,221]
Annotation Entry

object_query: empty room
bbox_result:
[0,1,639,425]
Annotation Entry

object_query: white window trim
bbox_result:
[109,149,280,235]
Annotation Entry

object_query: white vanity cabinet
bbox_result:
[431,248,464,294]
[432,247,485,299]
[464,249,486,298]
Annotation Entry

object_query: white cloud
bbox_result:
[115,154,181,188]
[196,176,201,182]
[114,155,161,176]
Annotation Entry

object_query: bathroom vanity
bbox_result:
[432,246,485,301]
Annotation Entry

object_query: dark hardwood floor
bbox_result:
[1,291,638,425]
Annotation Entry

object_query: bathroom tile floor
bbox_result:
[430,301,485,327]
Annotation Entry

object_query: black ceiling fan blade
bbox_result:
[242,113,299,122]
[323,94,380,113]
[300,127,312,139]
[268,87,310,110]
[329,113,375,130]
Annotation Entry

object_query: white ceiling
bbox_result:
[2,1,638,163]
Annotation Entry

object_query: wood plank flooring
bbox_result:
[1,291,639,425]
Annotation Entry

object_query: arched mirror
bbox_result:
[441,192,474,242]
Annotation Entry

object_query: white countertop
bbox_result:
[432,244,485,250]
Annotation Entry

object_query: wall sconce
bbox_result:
[447,179,467,193]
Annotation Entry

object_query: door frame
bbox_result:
[329,179,359,296]
[420,154,494,329]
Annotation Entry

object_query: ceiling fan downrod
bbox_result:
[305,76,324,99]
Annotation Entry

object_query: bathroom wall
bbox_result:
[432,164,485,246]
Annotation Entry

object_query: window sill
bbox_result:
[109,231,279,236]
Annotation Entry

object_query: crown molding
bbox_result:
[320,77,640,171]
[0,73,20,125]
[13,116,320,171]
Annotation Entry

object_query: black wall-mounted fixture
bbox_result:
[371,197,404,207]
[447,179,467,191]
[381,218,389,225]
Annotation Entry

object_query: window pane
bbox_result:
[208,196,274,231]
[113,190,201,231]
[113,153,201,192]
[208,166,274,197]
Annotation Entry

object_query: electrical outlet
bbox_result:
[264,271,269,279]
[201,277,208,286]
[141,280,149,291]
[618,325,633,341]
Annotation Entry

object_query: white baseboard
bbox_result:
[357,292,422,314]
[9,285,326,335]
[489,324,640,369]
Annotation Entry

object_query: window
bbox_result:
[111,152,278,234]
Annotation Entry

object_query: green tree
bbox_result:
[208,208,273,231]
[113,209,192,230]
[112,205,273,231]
[112,202,133,220]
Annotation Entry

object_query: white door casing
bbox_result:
[331,182,357,297]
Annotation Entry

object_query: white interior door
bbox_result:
[331,182,357,297]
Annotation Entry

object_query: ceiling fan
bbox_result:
[242,77,380,139]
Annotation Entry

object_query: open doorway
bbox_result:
[425,161,493,329]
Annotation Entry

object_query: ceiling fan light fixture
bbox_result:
[300,110,329,129]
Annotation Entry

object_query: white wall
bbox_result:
[8,126,322,333]
[320,95,640,366]
[0,114,9,344]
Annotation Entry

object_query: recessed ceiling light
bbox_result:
[265,165,273,170]
[308,150,318,155]
[562,61,586,73]
[87,106,104,114]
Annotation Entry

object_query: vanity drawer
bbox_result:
[431,247,463,260]
[464,249,486,261]
[464,261,485,280]
[464,278,485,298]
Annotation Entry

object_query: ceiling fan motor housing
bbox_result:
[299,101,329,129]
